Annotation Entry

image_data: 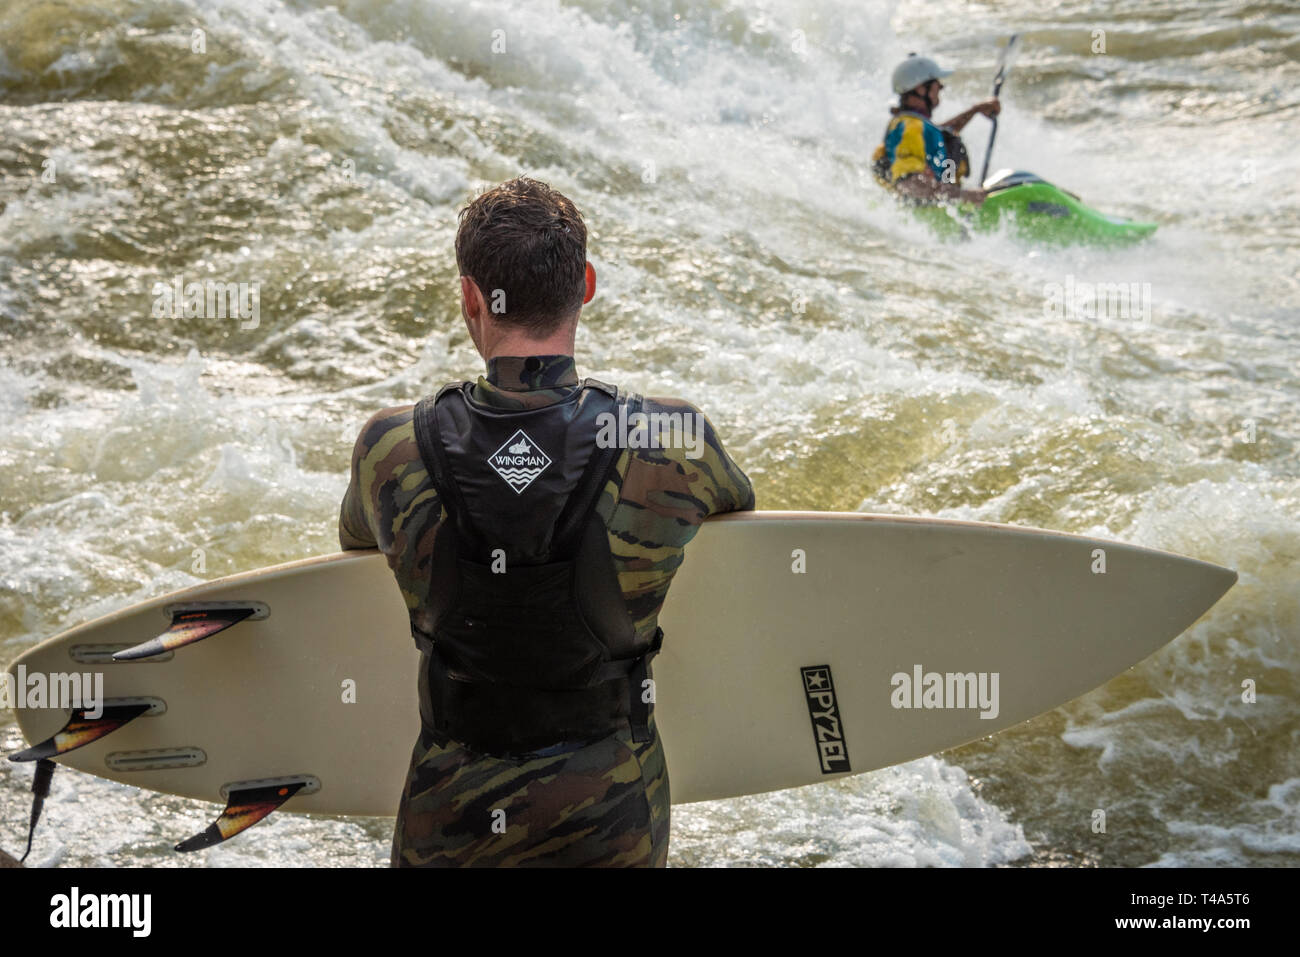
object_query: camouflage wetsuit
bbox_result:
[339,355,754,867]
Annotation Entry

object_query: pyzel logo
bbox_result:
[488,429,551,493]
[800,665,851,774]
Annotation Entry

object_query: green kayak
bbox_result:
[910,170,1158,247]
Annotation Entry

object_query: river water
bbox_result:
[1,0,1297,867]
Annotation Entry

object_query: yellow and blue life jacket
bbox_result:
[871,109,969,189]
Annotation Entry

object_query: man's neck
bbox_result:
[900,95,932,118]
[483,339,574,361]
[477,321,577,361]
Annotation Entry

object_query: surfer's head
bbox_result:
[455,177,595,357]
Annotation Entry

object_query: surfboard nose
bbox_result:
[1144,552,1236,642]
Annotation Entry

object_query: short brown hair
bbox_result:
[454,177,587,334]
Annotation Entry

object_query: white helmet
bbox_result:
[891,53,953,95]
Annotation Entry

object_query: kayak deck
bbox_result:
[976,181,1157,246]
[896,170,1157,247]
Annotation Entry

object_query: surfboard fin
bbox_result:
[7,703,152,762]
[175,780,308,852]
[113,606,257,661]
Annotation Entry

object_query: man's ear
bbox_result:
[460,276,488,357]
[460,275,485,319]
[583,262,596,305]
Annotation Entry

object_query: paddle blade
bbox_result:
[994,33,1021,88]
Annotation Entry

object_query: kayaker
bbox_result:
[872,53,1001,204]
[338,176,755,867]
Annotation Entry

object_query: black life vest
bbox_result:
[410,377,661,757]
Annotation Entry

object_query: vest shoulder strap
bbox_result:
[412,390,470,533]
[550,388,642,556]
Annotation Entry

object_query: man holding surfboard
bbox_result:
[338,177,754,867]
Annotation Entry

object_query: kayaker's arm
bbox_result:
[939,98,1000,134]
[894,170,988,205]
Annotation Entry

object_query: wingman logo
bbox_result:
[801,665,851,774]
[487,429,552,493]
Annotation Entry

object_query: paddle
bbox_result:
[979,34,1020,187]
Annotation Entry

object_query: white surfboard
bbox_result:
[6,512,1234,821]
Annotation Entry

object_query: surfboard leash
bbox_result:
[8,703,153,863]
[19,757,55,864]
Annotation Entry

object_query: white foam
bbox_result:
[671,756,1032,867]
